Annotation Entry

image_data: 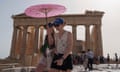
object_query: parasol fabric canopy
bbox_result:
[25,4,66,18]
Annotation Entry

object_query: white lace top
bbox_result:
[55,31,68,54]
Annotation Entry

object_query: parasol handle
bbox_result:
[44,9,48,25]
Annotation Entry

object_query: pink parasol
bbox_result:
[25,4,66,18]
[24,4,66,53]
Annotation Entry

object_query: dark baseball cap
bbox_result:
[53,18,65,26]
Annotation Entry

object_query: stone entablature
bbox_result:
[12,10,103,26]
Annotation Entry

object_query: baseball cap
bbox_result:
[53,18,64,27]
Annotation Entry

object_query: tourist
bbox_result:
[107,53,110,66]
[114,53,119,68]
[48,18,73,72]
[81,51,88,71]
[99,55,105,64]
[35,23,55,72]
[86,49,94,71]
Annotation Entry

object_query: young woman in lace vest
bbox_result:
[48,18,73,72]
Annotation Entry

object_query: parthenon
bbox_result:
[9,10,104,66]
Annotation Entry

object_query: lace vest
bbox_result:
[55,31,68,54]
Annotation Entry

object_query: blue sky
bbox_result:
[0,0,120,59]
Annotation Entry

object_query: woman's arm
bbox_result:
[47,27,54,46]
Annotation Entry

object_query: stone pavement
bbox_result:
[72,64,120,72]
[1,64,120,72]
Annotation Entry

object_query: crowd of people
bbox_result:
[72,49,94,71]
[72,52,120,70]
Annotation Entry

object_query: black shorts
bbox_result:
[51,53,73,71]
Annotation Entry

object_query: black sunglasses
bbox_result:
[54,24,61,27]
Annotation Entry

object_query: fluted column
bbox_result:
[20,25,28,65]
[96,24,103,56]
[15,28,23,59]
[26,31,32,55]
[85,25,90,51]
[34,25,40,53]
[32,26,43,65]
[72,25,77,53]
[27,27,35,66]
[10,25,18,59]
[39,26,44,54]
[91,25,97,56]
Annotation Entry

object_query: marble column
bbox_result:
[28,27,35,66]
[26,31,32,55]
[10,25,18,59]
[39,26,44,54]
[85,25,91,51]
[33,25,40,53]
[20,25,28,65]
[32,25,40,65]
[72,25,77,53]
[91,25,97,56]
[96,24,103,56]
[15,28,23,59]
[32,25,42,65]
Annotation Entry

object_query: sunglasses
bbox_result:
[54,23,62,27]
[54,24,60,27]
